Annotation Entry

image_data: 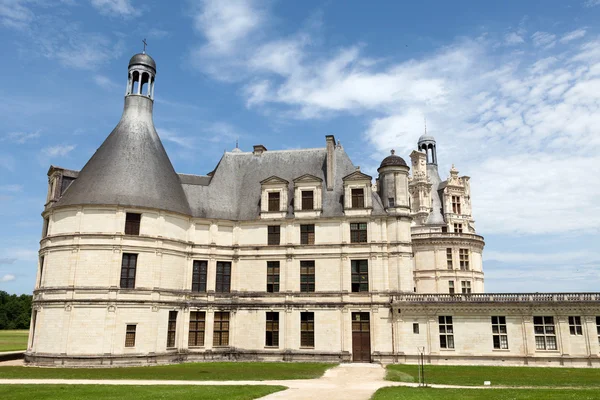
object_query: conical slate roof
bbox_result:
[56,95,191,215]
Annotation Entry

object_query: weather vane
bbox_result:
[142,38,147,54]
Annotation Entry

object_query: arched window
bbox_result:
[131,70,140,94]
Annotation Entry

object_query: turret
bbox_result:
[377,150,410,213]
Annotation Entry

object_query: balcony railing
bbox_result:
[393,293,600,303]
[411,232,485,241]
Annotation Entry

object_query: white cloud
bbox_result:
[42,144,76,157]
[0,154,15,171]
[0,0,34,30]
[0,184,23,192]
[93,75,119,90]
[90,0,139,18]
[504,32,525,46]
[158,128,196,148]
[2,130,40,144]
[0,274,15,282]
[560,29,586,43]
[583,0,600,7]
[531,31,556,48]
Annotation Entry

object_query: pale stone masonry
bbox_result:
[26,52,600,367]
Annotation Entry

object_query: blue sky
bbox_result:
[1,0,599,294]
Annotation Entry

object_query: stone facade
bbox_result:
[26,52,600,367]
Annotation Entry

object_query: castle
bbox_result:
[26,52,600,367]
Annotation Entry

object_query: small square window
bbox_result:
[125,213,141,235]
[569,316,583,335]
[413,323,419,334]
[351,188,365,208]
[300,224,315,245]
[301,191,314,210]
[268,192,280,212]
[268,225,280,245]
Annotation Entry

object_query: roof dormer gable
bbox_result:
[260,176,289,185]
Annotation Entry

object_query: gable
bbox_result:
[260,175,290,185]
[293,174,323,183]
[342,170,372,182]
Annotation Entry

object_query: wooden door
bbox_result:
[352,312,371,362]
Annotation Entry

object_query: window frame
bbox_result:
[446,248,453,269]
[120,253,138,289]
[459,249,470,270]
[267,225,281,245]
[301,190,314,210]
[124,212,141,235]
[452,195,461,214]
[215,261,231,293]
[413,323,420,334]
[265,311,280,347]
[188,311,206,347]
[266,261,280,293]
[300,312,315,348]
[569,316,583,336]
[351,259,369,293]
[448,280,455,294]
[300,224,315,245]
[350,222,368,243]
[596,316,600,346]
[213,312,230,347]
[461,280,472,294]
[268,191,281,212]
[439,316,454,349]
[534,316,557,350]
[125,324,136,348]
[454,223,463,233]
[191,260,208,293]
[351,188,365,208]
[300,260,315,292]
[491,316,508,349]
[167,310,177,348]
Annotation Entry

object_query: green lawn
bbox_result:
[0,362,334,381]
[372,387,600,400]
[0,330,28,352]
[386,364,600,387]
[0,384,285,400]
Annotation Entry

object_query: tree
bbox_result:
[0,291,33,329]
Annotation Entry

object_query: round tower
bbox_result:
[417,134,437,165]
[377,150,410,212]
[126,52,156,98]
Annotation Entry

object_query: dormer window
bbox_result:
[351,189,364,208]
[268,192,280,212]
[301,191,314,210]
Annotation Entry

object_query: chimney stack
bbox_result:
[253,144,267,156]
[326,135,336,191]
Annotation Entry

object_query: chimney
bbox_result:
[253,144,267,156]
[326,135,336,191]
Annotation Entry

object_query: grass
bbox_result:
[0,362,334,381]
[386,364,600,387]
[372,387,600,400]
[0,384,285,400]
[0,330,28,352]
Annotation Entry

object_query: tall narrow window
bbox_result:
[30,310,38,349]
[461,281,471,294]
[38,256,45,287]
[300,224,315,245]
[188,311,205,347]
[459,249,469,270]
[569,316,583,335]
[596,317,600,346]
[191,260,208,293]
[351,259,369,292]
[268,226,280,245]
[268,192,280,211]
[167,311,177,348]
[301,190,314,210]
[439,316,454,349]
[454,223,463,233]
[446,248,453,269]
[267,261,280,293]
[300,312,314,347]
[213,312,230,346]
[215,261,231,293]
[265,312,279,347]
[125,324,136,347]
[124,212,141,235]
[413,323,420,334]
[351,188,365,208]
[300,261,315,292]
[492,316,508,349]
[534,316,557,350]
[350,222,368,243]
[448,280,455,294]
[452,196,461,214]
[120,253,137,289]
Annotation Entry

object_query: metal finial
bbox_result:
[391,149,395,155]
[142,38,147,54]
[236,138,239,149]
[424,117,427,135]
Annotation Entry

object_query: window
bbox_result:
[300,224,315,245]
[569,316,583,335]
[448,280,455,294]
[188,311,205,347]
[300,261,315,292]
[213,312,230,346]
[38,256,44,287]
[215,262,231,293]
[268,226,280,245]
[301,190,314,210]
[534,316,557,350]
[461,281,471,294]
[301,312,314,347]
[192,260,207,293]
[459,249,469,270]
[441,226,448,233]
[446,248,453,269]
[439,316,454,349]
[124,212,141,235]
[597,317,600,346]
[125,324,136,347]
[351,188,365,208]
[452,196,461,214]
[413,323,420,334]
[492,316,508,349]
[42,217,49,238]
[265,312,279,347]
[268,192,280,211]
[350,222,368,243]
[167,311,177,348]
[454,223,463,233]
[120,253,137,289]
[388,198,395,207]
[267,261,280,293]
[351,259,369,292]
